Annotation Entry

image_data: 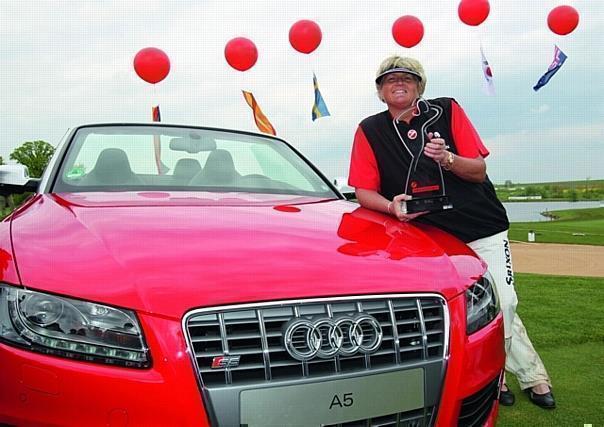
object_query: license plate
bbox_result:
[240,369,424,427]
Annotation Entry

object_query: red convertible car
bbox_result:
[0,124,504,426]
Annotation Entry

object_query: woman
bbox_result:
[348,55,555,409]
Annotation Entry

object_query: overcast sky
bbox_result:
[1,0,602,184]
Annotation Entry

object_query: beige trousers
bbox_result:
[468,230,551,390]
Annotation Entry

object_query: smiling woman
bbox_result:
[350,54,556,410]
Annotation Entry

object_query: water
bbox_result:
[503,201,603,222]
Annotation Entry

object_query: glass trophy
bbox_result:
[393,99,453,214]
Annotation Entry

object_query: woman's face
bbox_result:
[378,72,419,110]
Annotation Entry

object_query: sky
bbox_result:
[1,0,602,185]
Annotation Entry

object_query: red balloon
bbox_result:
[133,47,171,84]
[392,16,424,48]
[458,0,490,26]
[548,5,579,35]
[224,37,258,71]
[289,20,322,54]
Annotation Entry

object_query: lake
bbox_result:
[503,201,603,222]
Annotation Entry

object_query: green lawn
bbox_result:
[509,207,604,246]
[497,273,604,426]
[495,179,604,202]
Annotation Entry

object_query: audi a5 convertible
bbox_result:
[0,124,504,426]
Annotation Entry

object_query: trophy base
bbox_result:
[402,196,453,214]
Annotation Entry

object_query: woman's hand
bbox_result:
[390,194,427,222]
[423,132,449,166]
[354,188,427,222]
[423,132,487,182]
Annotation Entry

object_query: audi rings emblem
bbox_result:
[283,314,383,361]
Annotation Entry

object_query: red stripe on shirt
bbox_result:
[348,126,380,191]
[451,101,489,158]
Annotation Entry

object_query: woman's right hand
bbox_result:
[389,194,428,222]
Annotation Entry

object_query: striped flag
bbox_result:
[242,91,276,135]
[533,45,567,92]
[312,73,330,121]
[480,45,495,96]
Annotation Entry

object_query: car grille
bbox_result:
[457,377,499,427]
[324,407,434,427]
[184,295,447,387]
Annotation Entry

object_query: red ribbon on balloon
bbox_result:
[133,47,171,175]
[223,37,277,135]
[392,16,424,48]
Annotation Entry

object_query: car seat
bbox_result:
[190,149,240,186]
[172,158,202,185]
[80,148,144,186]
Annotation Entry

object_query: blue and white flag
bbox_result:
[533,45,567,92]
[312,73,330,121]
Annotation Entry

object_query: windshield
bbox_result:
[52,125,337,198]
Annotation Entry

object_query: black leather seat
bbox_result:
[80,148,143,186]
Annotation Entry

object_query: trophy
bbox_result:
[393,99,453,214]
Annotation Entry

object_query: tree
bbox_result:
[9,140,55,178]
[0,156,13,211]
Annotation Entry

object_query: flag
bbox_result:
[480,45,495,96]
[312,73,330,121]
[533,45,567,92]
[152,105,161,122]
[242,91,276,135]
[151,104,169,174]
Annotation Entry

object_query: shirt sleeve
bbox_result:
[348,126,380,191]
[450,101,490,158]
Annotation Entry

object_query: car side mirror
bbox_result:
[0,165,40,196]
[333,176,356,201]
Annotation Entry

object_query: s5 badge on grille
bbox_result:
[211,355,241,369]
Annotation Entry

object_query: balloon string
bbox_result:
[308,53,318,121]
[478,24,486,49]
[152,84,158,111]
[242,71,248,92]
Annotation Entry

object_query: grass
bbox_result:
[0,207,12,220]
[497,273,604,426]
[495,179,604,202]
[509,207,604,246]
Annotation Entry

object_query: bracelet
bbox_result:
[387,201,393,214]
[442,151,454,170]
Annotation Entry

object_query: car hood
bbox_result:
[10,193,484,319]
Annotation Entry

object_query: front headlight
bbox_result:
[466,271,500,335]
[0,284,150,368]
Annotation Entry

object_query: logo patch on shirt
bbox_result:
[407,129,417,140]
